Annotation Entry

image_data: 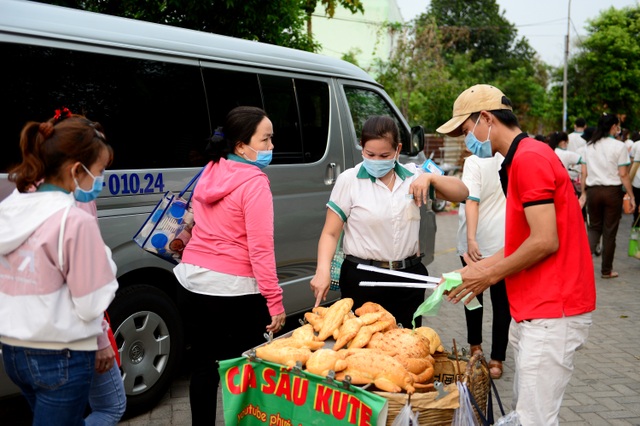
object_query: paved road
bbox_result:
[3,210,640,425]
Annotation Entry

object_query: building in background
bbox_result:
[311,0,403,72]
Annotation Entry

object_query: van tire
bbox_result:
[108,284,183,417]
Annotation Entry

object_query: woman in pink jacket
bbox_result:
[173,106,285,425]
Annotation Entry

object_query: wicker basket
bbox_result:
[432,352,467,385]
[375,383,459,426]
[463,353,491,424]
[376,352,490,425]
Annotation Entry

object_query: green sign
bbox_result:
[219,357,388,426]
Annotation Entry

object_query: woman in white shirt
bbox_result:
[581,113,636,278]
[310,115,468,327]
[457,153,511,379]
[630,135,640,225]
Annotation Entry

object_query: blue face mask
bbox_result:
[73,164,104,203]
[362,156,396,178]
[464,116,493,158]
[244,145,273,169]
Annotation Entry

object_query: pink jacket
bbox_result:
[181,158,283,316]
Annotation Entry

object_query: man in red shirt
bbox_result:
[438,84,596,426]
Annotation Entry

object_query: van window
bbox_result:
[295,79,330,163]
[260,76,330,164]
[201,70,329,164]
[200,68,263,134]
[343,86,410,150]
[0,43,211,171]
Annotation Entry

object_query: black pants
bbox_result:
[460,257,511,361]
[178,286,271,426]
[339,258,428,328]
[633,185,640,227]
[586,185,624,275]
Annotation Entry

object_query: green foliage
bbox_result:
[341,48,362,67]
[303,0,363,17]
[425,0,536,77]
[302,0,364,39]
[373,18,463,131]
[376,0,548,133]
[39,0,319,52]
[557,5,640,130]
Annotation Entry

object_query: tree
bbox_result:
[559,5,640,130]
[39,0,319,52]
[341,48,362,67]
[425,0,537,77]
[375,3,549,134]
[302,0,364,39]
[374,18,465,131]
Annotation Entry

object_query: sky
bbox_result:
[395,0,639,67]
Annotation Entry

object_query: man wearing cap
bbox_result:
[439,84,596,426]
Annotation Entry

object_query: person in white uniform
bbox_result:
[580,113,635,278]
[310,115,468,327]
[548,131,585,196]
[457,153,511,379]
[629,133,640,224]
[567,117,587,153]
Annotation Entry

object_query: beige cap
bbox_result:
[436,84,512,136]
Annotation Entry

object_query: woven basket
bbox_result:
[463,352,491,424]
[377,353,490,425]
[375,383,459,426]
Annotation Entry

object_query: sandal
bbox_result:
[601,272,619,279]
[469,344,483,356]
[489,360,503,380]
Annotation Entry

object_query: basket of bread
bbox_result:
[248,298,490,425]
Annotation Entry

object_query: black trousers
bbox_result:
[178,286,271,426]
[339,258,428,328]
[460,257,511,361]
[633,185,640,227]
[586,185,624,275]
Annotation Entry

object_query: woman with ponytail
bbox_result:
[0,109,118,425]
[172,106,285,425]
[581,113,636,278]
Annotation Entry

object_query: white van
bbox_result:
[0,0,436,415]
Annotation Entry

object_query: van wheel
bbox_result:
[108,284,183,417]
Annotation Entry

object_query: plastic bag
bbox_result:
[133,169,202,264]
[495,411,521,426]
[629,216,640,258]
[391,402,420,426]
[623,194,634,214]
[329,233,344,291]
[452,381,479,426]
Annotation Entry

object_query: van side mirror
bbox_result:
[409,126,425,156]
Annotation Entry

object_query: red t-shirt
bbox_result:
[502,135,596,322]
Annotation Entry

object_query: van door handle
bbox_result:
[325,162,338,185]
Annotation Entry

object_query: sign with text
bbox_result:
[219,357,388,426]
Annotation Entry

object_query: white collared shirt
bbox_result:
[328,162,422,262]
[631,141,640,188]
[554,148,582,181]
[567,132,586,153]
[457,154,506,257]
[585,137,631,186]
